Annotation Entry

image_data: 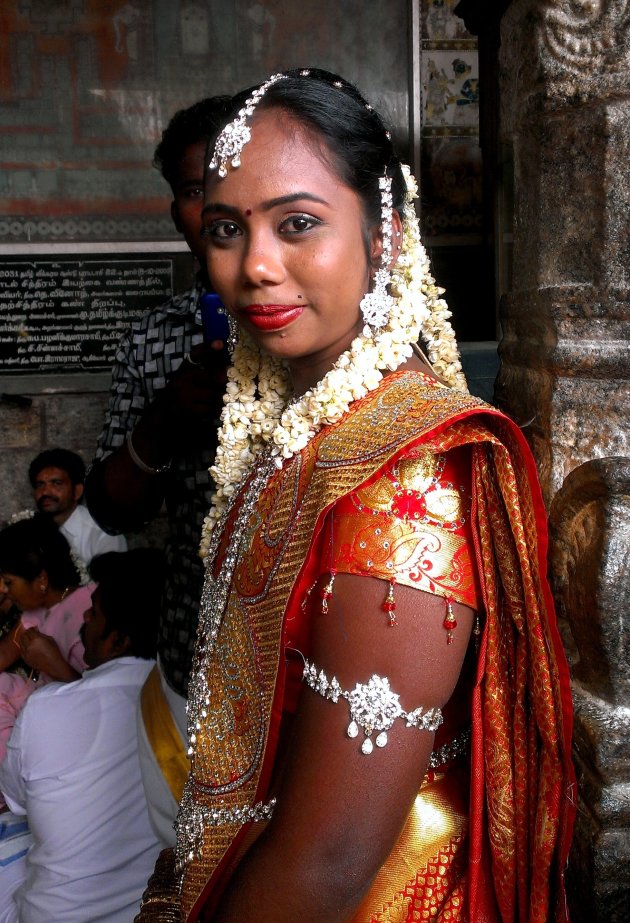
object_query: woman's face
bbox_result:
[202,109,380,389]
[0,571,45,611]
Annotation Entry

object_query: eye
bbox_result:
[181,186,203,199]
[201,220,242,241]
[279,214,320,235]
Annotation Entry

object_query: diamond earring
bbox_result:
[360,174,395,331]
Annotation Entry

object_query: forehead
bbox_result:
[35,466,71,483]
[205,109,353,205]
[175,141,207,186]
[91,585,105,614]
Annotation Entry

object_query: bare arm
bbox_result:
[19,629,81,682]
[85,342,226,534]
[0,632,20,674]
[212,574,474,922]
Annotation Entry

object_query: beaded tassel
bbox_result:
[320,569,336,614]
[473,612,481,652]
[301,581,316,613]
[443,598,457,644]
[382,579,397,626]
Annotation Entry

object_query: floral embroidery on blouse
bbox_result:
[326,444,479,610]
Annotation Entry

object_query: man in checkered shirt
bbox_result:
[86,97,232,847]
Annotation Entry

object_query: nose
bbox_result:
[240,228,285,288]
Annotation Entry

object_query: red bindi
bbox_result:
[245,208,252,216]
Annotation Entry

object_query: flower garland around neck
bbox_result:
[199,164,467,559]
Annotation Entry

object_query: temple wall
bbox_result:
[495,2,630,918]
[0,379,110,518]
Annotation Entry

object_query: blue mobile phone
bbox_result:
[199,292,230,343]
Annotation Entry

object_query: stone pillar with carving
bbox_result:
[494,2,630,919]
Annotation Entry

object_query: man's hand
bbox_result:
[20,629,80,681]
[84,339,228,534]
[147,342,228,443]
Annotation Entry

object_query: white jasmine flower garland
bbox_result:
[199,166,467,559]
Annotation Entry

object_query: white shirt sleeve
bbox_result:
[90,529,128,556]
[0,707,28,815]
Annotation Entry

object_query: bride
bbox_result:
[139,68,575,923]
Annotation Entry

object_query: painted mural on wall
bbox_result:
[0,0,410,243]
[420,0,481,240]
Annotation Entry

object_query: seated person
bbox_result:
[0,518,93,763]
[0,549,164,923]
[28,448,126,567]
[0,589,25,679]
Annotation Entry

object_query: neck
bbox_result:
[52,506,76,527]
[44,585,73,608]
[287,321,364,397]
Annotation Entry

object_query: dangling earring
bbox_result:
[360,172,395,331]
[227,313,239,356]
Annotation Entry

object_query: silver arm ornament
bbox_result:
[302,660,443,755]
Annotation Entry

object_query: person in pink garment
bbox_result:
[0,517,92,763]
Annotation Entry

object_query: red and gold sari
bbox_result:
[140,371,575,923]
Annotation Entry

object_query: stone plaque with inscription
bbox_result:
[0,258,175,374]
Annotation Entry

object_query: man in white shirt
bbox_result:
[0,549,163,923]
[28,448,126,564]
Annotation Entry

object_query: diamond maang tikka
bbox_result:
[208,73,288,178]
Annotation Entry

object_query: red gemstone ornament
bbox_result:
[443,598,457,644]
[383,579,397,626]
[320,569,336,614]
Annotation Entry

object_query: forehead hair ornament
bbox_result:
[209,73,288,178]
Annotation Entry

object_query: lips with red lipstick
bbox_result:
[238,303,304,332]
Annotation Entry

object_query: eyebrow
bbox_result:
[202,192,329,217]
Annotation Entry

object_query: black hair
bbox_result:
[89,549,165,660]
[211,69,406,229]
[0,516,80,589]
[153,95,234,192]
[28,448,85,488]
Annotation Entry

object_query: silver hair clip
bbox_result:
[360,173,395,330]
[209,73,287,178]
[302,660,443,755]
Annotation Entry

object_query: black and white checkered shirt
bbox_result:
[93,278,217,695]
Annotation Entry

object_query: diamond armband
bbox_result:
[302,661,443,755]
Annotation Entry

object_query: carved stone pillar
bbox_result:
[549,459,630,921]
[494,2,630,919]
[495,0,630,502]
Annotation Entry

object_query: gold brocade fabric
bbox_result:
[328,443,479,611]
[173,372,575,923]
[353,766,470,923]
